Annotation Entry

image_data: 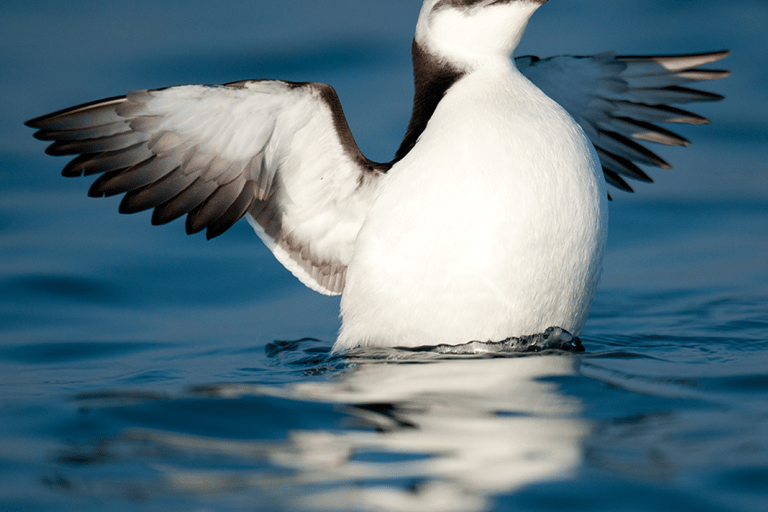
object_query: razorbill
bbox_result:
[26,0,729,351]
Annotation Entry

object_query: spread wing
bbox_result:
[26,80,390,295]
[517,50,730,193]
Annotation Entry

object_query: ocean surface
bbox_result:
[2,1,767,511]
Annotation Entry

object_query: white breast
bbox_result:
[336,60,608,350]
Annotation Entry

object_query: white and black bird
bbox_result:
[26,0,729,351]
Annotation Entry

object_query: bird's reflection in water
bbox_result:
[54,349,589,511]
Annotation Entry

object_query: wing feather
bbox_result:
[64,143,154,177]
[206,186,257,239]
[26,80,389,295]
[32,97,127,130]
[187,178,249,234]
[152,178,220,225]
[120,169,199,214]
[611,101,709,125]
[88,155,173,196]
[518,50,730,194]
[46,130,149,156]
[595,147,652,183]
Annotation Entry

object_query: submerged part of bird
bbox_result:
[264,327,581,368]
[26,0,729,352]
[408,327,584,355]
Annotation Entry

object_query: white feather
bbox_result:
[336,57,607,350]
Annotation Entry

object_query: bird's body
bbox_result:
[338,56,607,349]
[26,0,729,351]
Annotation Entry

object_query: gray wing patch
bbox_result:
[518,50,730,194]
[27,80,387,295]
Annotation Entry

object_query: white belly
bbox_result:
[336,64,608,350]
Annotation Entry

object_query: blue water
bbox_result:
[2,1,768,511]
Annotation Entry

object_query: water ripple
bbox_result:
[0,341,159,364]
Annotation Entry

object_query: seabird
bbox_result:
[26,0,729,351]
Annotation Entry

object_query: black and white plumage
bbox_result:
[26,0,729,350]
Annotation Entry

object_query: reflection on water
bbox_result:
[49,350,588,511]
[287,354,588,510]
[34,335,768,512]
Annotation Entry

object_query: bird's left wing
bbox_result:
[26,80,390,295]
[517,50,730,193]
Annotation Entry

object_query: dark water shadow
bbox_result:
[0,274,123,305]
[0,340,160,364]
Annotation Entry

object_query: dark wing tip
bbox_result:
[616,49,731,66]
[27,89,264,243]
[667,85,726,102]
[705,49,731,60]
[603,168,635,193]
[198,181,258,240]
[25,95,128,130]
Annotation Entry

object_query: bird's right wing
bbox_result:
[26,80,391,295]
[517,50,730,193]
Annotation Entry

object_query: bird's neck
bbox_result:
[394,40,466,163]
